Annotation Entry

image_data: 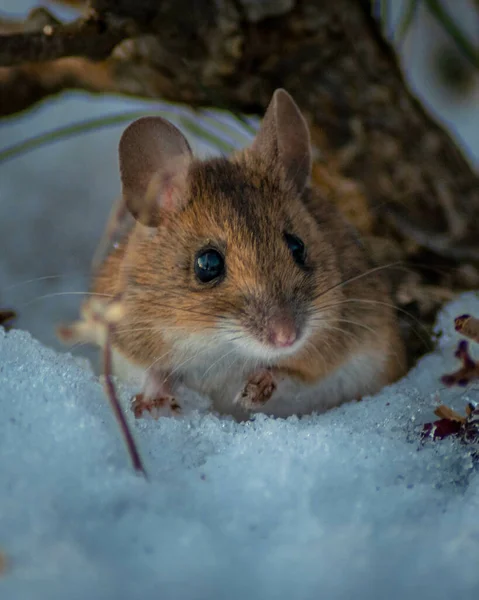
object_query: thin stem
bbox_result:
[424,0,479,69]
[395,0,420,44]
[102,326,147,479]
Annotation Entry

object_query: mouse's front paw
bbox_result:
[234,369,277,410]
[131,393,181,419]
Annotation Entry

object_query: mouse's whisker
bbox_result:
[311,322,365,347]
[301,339,326,370]
[310,317,406,373]
[142,299,231,321]
[200,346,238,381]
[312,262,404,302]
[114,323,220,335]
[224,355,242,382]
[143,348,175,375]
[310,316,380,339]
[20,291,114,309]
[65,340,99,353]
[164,289,241,314]
[310,297,432,348]
[166,343,222,380]
[3,275,65,292]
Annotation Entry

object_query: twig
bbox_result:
[58,297,148,475]
[102,323,148,478]
[0,550,7,575]
[0,309,16,330]
[0,14,128,67]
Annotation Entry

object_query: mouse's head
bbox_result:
[118,90,341,365]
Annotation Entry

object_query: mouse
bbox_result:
[60,88,406,421]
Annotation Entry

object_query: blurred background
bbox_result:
[0,0,478,367]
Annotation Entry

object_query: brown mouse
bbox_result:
[62,89,406,420]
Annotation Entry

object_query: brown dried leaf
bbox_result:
[441,340,479,387]
[421,400,479,442]
[0,550,7,575]
[454,314,479,344]
[0,309,16,331]
[422,316,479,445]
[57,296,125,346]
[434,404,467,423]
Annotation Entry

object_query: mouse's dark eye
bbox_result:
[194,249,225,283]
[284,233,306,266]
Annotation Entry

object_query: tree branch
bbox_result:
[0,11,129,67]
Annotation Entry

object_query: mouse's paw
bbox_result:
[131,393,181,419]
[234,369,277,410]
[132,371,181,419]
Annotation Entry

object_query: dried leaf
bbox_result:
[57,296,125,347]
[0,309,16,331]
[421,417,463,441]
[422,319,479,445]
[57,296,146,477]
[434,404,466,423]
[0,551,7,575]
[454,314,479,344]
[421,401,479,442]
[441,340,479,387]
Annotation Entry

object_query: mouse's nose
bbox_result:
[268,314,298,348]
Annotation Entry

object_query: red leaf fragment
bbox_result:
[441,340,479,387]
[464,401,479,444]
[422,317,479,446]
[421,404,466,441]
[421,418,463,441]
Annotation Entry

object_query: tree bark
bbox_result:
[1,0,478,362]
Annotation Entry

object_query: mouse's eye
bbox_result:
[194,249,225,283]
[284,233,306,266]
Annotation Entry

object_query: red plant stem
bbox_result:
[102,326,148,478]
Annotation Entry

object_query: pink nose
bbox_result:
[268,316,298,348]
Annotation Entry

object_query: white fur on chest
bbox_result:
[251,350,387,418]
[206,349,386,418]
[111,344,387,420]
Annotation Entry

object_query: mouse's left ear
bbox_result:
[251,89,312,193]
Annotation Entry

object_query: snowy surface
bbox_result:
[1,294,479,600]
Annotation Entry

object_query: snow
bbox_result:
[1,295,479,600]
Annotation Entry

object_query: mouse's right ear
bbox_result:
[119,116,193,227]
[251,89,312,193]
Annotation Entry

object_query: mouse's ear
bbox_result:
[251,89,312,193]
[119,116,193,227]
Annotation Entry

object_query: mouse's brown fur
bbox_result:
[73,89,406,419]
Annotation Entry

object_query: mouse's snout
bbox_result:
[239,296,306,359]
[267,313,298,348]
